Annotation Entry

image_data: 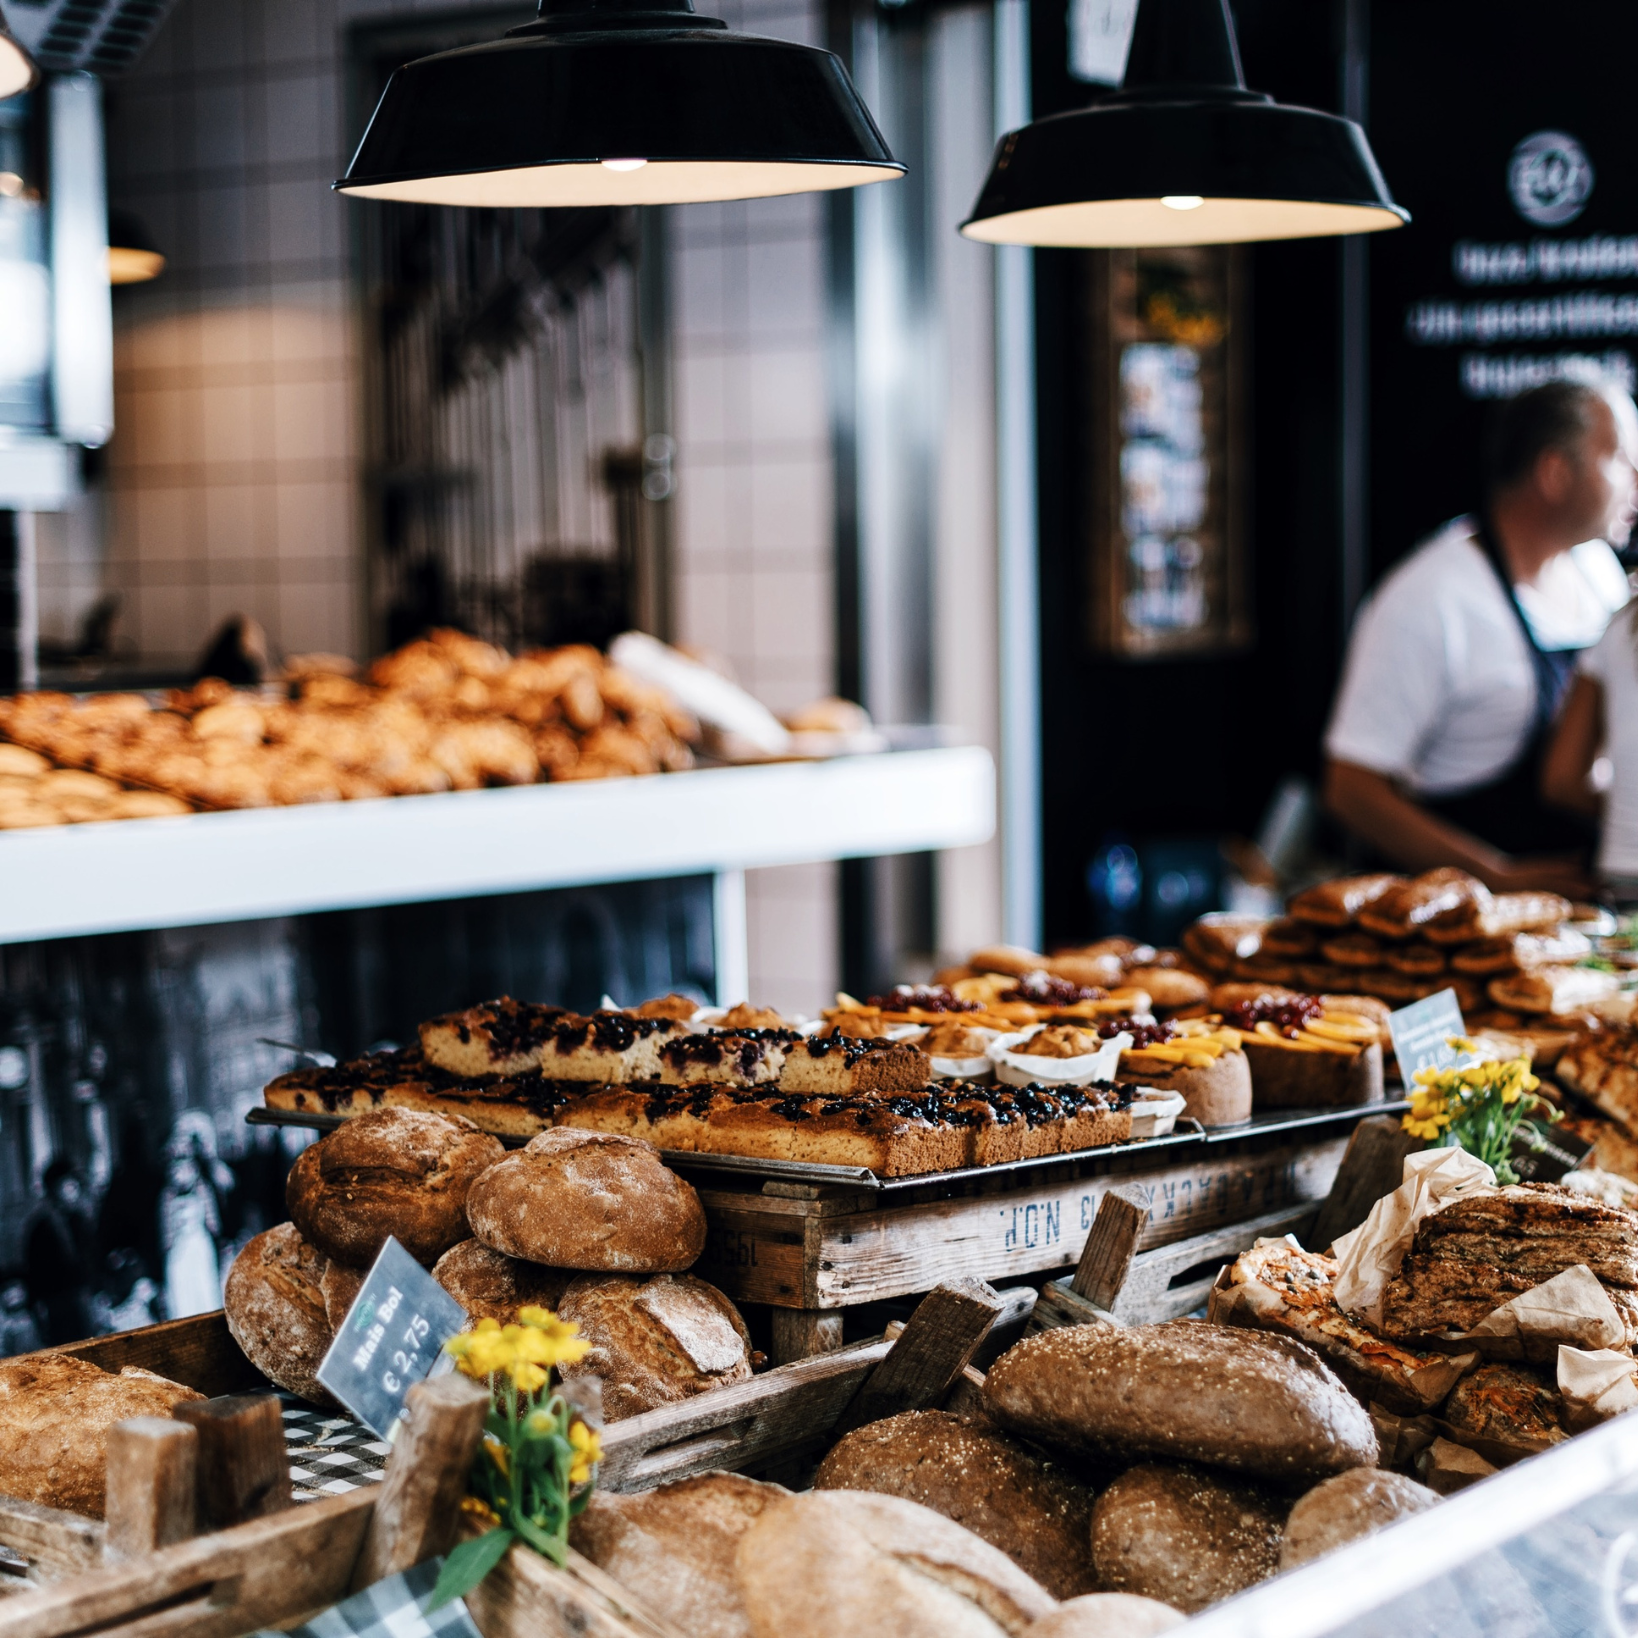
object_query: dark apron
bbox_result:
[1420,515,1592,857]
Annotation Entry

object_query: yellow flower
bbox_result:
[510,1360,549,1394]
[518,1306,553,1326]
[484,1431,511,1479]
[568,1419,603,1485]
[460,1496,501,1525]
[517,1311,592,1370]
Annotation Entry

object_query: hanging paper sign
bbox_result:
[316,1237,467,1438]
[1387,988,1474,1088]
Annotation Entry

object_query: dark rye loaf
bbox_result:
[982,1320,1378,1484]
[815,1410,1098,1599]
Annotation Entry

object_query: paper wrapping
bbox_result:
[1460,1265,1625,1362]
[1558,1344,1638,1431]
[1332,1148,1498,1328]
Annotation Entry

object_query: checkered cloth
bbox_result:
[258,1558,481,1638]
[279,1395,393,1501]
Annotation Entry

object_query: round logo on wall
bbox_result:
[1508,130,1595,227]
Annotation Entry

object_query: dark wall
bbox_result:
[1032,0,1353,947]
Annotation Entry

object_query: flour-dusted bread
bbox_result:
[982,1320,1378,1484]
[286,1108,504,1267]
[570,1472,787,1638]
[224,1222,336,1405]
[319,1259,366,1330]
[557,1273,753,1419]
[814,1410,1097,1599]
[433,1239,573,1326]
[1027,1595,1184,1638]
[0,1352,205,1517]
[1091,1464,1284,1614]
[465,1128,706,1272]
[1279,1468,1437,1569]
[736,1489,1058,1638]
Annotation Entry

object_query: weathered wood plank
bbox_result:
[0,1501,104,1581]
[103,1421,197,1565]
[1070,1185,1148,1308]
[172,1394,290,1530]
[697,1136,1348,1308]
[350,1374,489,1593]
[45,1315,261,1401]
[1310,1115,1421,1251]
[767,1310,845,1366]
[0,1488,376,1638]
[466,1539,683,1638]
[833,1281,1004,1437]
[597,1339,892,1492]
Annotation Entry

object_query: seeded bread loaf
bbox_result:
[222,1222,336,1405]
[1279,1468,1437,1569]
[0,1353,205,1518]
[286,1108,504,1267]
[433,1239,572,1325]
[557,1272,753,1419]
[465,1129,706,1272]
[982,1320,1378,1483]
[735,1489,1057,1638]
[814,1410,1097,1599]
[1090,1463,1284,1613]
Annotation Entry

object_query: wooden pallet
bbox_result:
[696,1116,1360,1358]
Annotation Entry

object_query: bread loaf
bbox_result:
[286,1109,504,1266]
[1279,1468,1437,1569]
[982,1321,1378,1483]
[558,1272,753,1419]
[0,1353,205,1517]
[465,1129,706,1272]
[1027,1595,1184,1637]
[570,1472,786,1638]
[433,1239,572,1325]
[1090,1463,1284,1614]
[735,1489,1057,1638]
[814,1410,1097,1599]
[223,1222,336,1404]
[319,1260,365,1330]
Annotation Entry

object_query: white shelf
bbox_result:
[0,747,995,944]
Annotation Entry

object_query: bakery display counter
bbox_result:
[0,745,995,949]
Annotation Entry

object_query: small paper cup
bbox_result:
[989,1026,1131,1088]
[1128,1090,1188,1137]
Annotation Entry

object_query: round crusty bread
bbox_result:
[465,1129,706,1272]
[224,1222,337,1405]
[320,1260,366,1331]
[570,1472,787,1638]
[0,1353,205,1519]
[1027,1594,1184,1638]
[983,1320,1378,1485]
[814,1410,1097,1599]
[557,1273,753,1420]
[433,1239,573,1326]
[1091,1463,1285,1614]
[736,1489,1058,1638]
[1279,1468,1437,1569]
[286,1109,504,1267]
[1123,968,1210,1011]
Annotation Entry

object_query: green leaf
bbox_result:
[425,1528,515,1612]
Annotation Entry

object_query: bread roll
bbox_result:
[433,1239,573,1326]
[0,1353,205,1517]
[466,1129,706,1272]
[1027,1595,1184,1638]
[286,1109,503,1266]
[223,1222,336,1404]
[736,1489,1057,1638]
[570,1472,786,1638]
[319,1260,365,1330]
[982,1320,1378,1484]
[1279,1468,1437,1569]
[814,1410,1097,1599]
[558,1273,753,1419]
[1090,1463,1284,1614]
[1123,968,1209,1011]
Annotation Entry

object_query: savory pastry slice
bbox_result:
[1487,966,1622,1015]
[420,996,570,1076]
[1422,892,1574,946]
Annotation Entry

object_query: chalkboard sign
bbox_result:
[316,1237,468,1438]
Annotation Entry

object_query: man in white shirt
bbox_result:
[1324,378,1638,895]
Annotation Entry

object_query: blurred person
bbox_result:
[91,1249,161,1335]
[26,1160,97,1344]
[1325,378,1638,895]
[160,1152,220,1319]
[0,1274,41,1358]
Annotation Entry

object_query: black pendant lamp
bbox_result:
[963,0,1406,247]
[0,3,39,101]
[335,0,903,208]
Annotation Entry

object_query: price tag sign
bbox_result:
[1387,988,1474,1088]
[316,1236,468,1438]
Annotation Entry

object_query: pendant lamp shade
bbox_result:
[962,0,1406,247]
[336,0,903,208]
[0,3,39,100]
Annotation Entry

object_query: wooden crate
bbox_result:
[693,1113,1363,1357]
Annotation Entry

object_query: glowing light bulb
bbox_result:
[600,158,648,172]
[1160,195,1204,211]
